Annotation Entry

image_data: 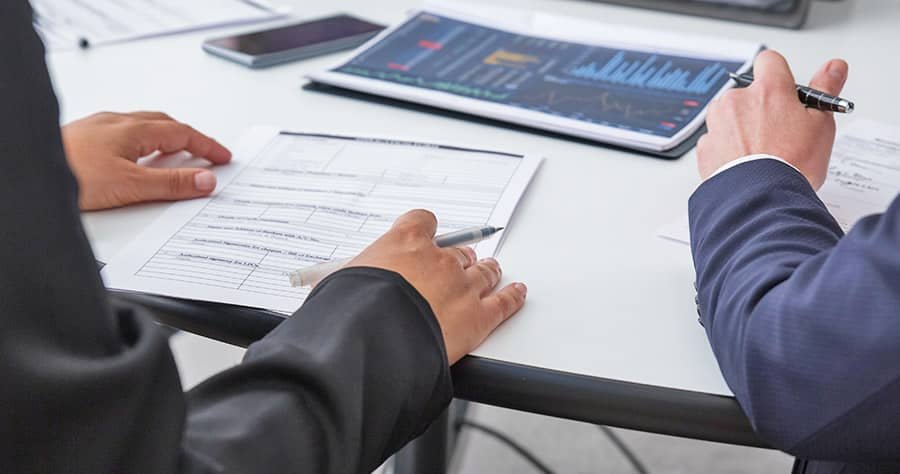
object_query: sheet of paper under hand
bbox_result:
[101,126,540,315]
[659,118,900,245]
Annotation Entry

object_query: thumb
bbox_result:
[809,59,849,96]
[134,167,218,202]
[391,209,438,239]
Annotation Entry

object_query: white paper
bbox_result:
[102,127,541,314]
[817,119,900,230]
[31,0,286,52]
[659,118,900,245]
[307,3,760,152]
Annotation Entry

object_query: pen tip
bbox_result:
[495,227,505,232]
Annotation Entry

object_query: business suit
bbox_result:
[0,1,451,472]
[690,158,900,473]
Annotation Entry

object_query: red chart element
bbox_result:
[418,39,443,50]
[683,100,700,107]
[387,62,410,71]
[660,121,677,129]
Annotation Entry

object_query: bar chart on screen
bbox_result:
[330,12,744,138]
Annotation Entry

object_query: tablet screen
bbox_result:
[332,13,743,138]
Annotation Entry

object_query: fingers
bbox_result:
[808,59,849,96]
[751,50,796,96]
[129,121,232,164]
[482,283,528,325]
[447,246,477,269]
[467,258,502,296]
[130,166,218,203]
[391,209,438,239]
[128,111,175,122]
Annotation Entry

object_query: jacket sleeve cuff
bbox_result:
[706,154,804,181]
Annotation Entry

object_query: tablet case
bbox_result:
[587,0,812,29]
[303,81,704,160]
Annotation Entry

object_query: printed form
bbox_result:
[101,127,540,314]
[31,0,285,52]
[658,118,900,245]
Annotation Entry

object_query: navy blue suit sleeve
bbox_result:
[690,159,900,462]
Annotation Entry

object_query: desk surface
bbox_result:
[49,0,899,399]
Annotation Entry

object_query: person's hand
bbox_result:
[61,112,232,210]
[349,210,528,364]
[697,50,849,190]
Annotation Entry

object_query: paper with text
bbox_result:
[101,127,541,314]
[31,0,285,52]
[659,119,900,245]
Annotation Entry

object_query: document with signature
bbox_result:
[659,118,900,244]
[31,0,286,52]
[101,127,540,314]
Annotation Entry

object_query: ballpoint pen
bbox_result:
[728,72,854,114]
[289,225,505,287]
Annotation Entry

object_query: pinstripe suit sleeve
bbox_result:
[690,158,900,462]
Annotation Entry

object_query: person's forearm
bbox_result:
[182,267,453,474]
[691,159,900,461]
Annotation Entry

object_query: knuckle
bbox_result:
[438,251,457,267]
[478,262,498,285]
[167,172,184,195]
[721,90,741,107]
[696,135,708,156]
[495,292,515,316]
[459,248,474,266]
[128,120,154,135]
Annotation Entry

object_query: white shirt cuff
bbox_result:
[707,154,802,180]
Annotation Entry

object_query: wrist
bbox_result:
[706,154,804,182]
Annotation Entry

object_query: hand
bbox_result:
[61,112,232,210]
[697,50,849,190]
[349,210,528,364]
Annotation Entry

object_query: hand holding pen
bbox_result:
[290,223,504,287]
[729,69,854,114]
[298,210,526,364]
[699,51,850,189]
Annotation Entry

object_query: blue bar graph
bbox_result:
[568,51,728,95]
[337,12,744,138]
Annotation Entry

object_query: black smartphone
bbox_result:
[203,14,385,68]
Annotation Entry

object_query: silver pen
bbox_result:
[288,225,505,287]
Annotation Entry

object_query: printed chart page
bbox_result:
[101,127,540,314]
[658,118,900,245]
[31,0,285,52]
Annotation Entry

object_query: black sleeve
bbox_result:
[183,268,452,473]
[0,2,452,473]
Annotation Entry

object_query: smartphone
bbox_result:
[203,14,385,69]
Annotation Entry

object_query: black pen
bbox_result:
[728,72,854,114]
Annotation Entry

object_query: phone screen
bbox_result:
[207,15,384,56]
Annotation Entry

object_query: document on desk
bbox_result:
[31,0,286,52]
[658,118,900,245]
[101,127,541,314]
[307,2,761,154]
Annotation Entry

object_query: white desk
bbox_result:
[49,0,899,406]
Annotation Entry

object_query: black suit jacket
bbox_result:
[0,2,452,472]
